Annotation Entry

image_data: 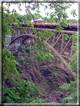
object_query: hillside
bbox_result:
[9,41,76,103]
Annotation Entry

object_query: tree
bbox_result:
[33,13,43,20]
[67,19,77,23]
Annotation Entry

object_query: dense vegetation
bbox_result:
[59,34,78,103]
[2,1,78,105]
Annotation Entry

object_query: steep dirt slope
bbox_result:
[20,65,75,103]
[14,42,75,103]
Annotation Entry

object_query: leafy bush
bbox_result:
[12,52,18,56]
[70,32,77,73]
[31,98,47,103]
[16,63,23,74]
[21,57,29,71]
[70,51,77,73]
[60,32,78,103]
[25,47,31,53]
[37,51,55,62]
[20,43,32,54]
[61,97,73,103]
[21,57,26,65]
[20,42,55,63]
[59,78,77,103]
[3,79,47,103]
[2,49,19,83]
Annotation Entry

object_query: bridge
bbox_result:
[12,22,78,31]
[5,23,77,70]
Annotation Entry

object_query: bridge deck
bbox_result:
[12,22,78,31]
[12,26,77,34]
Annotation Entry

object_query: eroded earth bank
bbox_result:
[5,41,76,103]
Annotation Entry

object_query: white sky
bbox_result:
[39,3,78,20]
[3,3,78,20]
[66,3,78,20]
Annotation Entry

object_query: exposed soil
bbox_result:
[48,92,66,103]
[8,41,76,103]
[18,56,75,103]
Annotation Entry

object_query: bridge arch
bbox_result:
[7,26,76,70]
[8,34,36,52]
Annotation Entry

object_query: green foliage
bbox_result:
[2,49,19,83]
[60,32,78,103]
[49,16,55,23]
[21,57,29,71]
[45,30,53,39]
[20,41,55,63]
[55,26,63,33]
[70,32,77,73]
[61,97,73,103]
[21,57,26,65]
[2,6,24,46]
[59,78,77,103]
[12,52,18,56]
[38,51,46,60]
[3,79,47,103]
[16,14,27,22]
[20,43,32,54]
[31,98,47,103]
[58,18,68,27]
[27,22,34,28]
[2,7,14,44]
[54,18,58,22]
[68,19,77,23]
[40,70,46,75]
[52,2,70,20]
[71,9,77,17]
[33,13,42,20]
[70,51,77,73]
[38,47,55,62]
[16,63,23,74]
[63,34,69,40]
[37,50,55,62]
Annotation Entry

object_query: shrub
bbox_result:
[16,63,23,74]
[59,78,77,103]
[2,79,47,103]
[2,49,19,83]
[61,97,73,103]
[70,51,77,73]
[12,52,18,56]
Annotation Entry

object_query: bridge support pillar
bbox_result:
[4,35,12,49]
[5,35,11,45]
[8,43,21,52]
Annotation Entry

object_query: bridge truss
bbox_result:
[8,26,77,70]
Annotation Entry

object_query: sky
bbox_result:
[40,3,78,20]
[3,2,78,20]
[66,3,78,20]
